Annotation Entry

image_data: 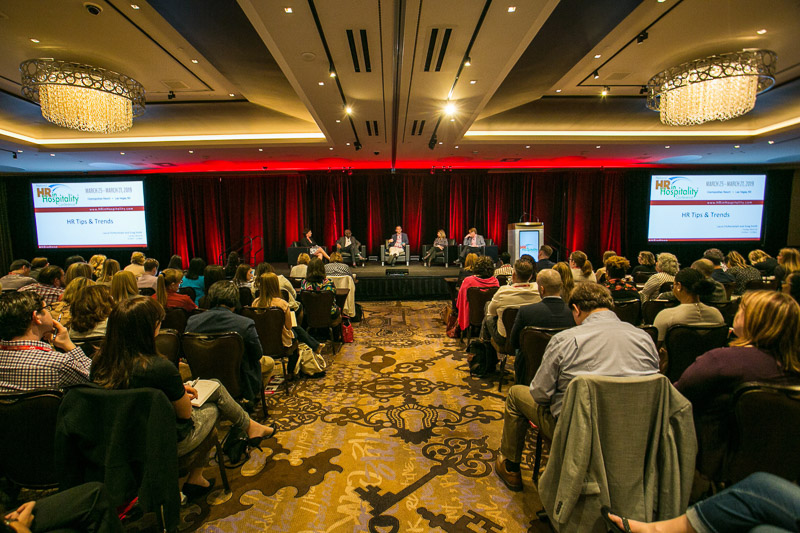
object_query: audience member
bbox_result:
[0,260,36,290]
[552,261,575,302]
[64,262,93,285]
[631,251,656,277]
[198,265,225,309]
[456,256,499,333]
[155,268,196,312]
[725,250,762,295]
[166,254,183,271]
[180,257,207,305]
[774,247,800,283]
[691,259,727,303]
[28,256,49,281]
[386,225,409,266]
[602,256,638,300]
[232,263,253,289]
[653,268,723,343]
[18,265,64,305]
[92,296,275,499]
[509,269,576,351]
[88,254,107,280]
[0,291,91,393]
[784,272,800,304]
[537,245,555,270]
[64,255,86,270]
[186,281,269,404]
[96,258,120,286]
[703,248,735,284]
[422,229,449,267]
[69,285,114,341]
[123,251,146,278]
[252,273,321,357]
[301,258,340,317]
[494,252,513,278]
[325,253,353,278]
[569,250,596,283]
[300,229,331,262]
[594,250,617,283]
[137,258,159,291]
[224,251,241,279]
[290,253,311,278]
[48,278,94,328]
[748,249,777,276]
[640,253,679,302]
[458,227,486,264]
[335,229,366,266]
[458,253,479,283]
[110,271,138,303]
[494,283,658,492]
[481,259,539,345]
[253,262,298,312]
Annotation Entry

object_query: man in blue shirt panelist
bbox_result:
[494,282,659,492]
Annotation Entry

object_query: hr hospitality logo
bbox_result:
[35,184,79,206]
[654,177,699,199]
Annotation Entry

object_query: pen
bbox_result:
[190,378,199,387]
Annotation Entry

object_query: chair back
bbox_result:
[634,271,655,284]
[612,298,641,325]
[723,282,736,301]
[289,277,303,289]
[496,274,508,286]
[638,325,658,346]
[745,279,780,291]
[238,287,253,307]
[0,390,62,488]
[517,327,568,385]
[641,299,677,325]
[466,286,499,328]
[181,332,244,398]
[161,307,188,333]
[138,287,155,296]
[709,298,740,327]
[240,306,290,358]
[658,281,673,294]
[178,286,196,302]
[664,324,730,382]
[281,289,290,302]
[496,307,520,354]
[726,379,800,484]
[155,328,181,367]
[299,290,336,328]
[77,335,105,359]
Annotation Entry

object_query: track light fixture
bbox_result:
[1,148,18,159]
[428,136,437,150]
[601,86,610,96]
[593,70,600,79]
[329,66,336,78]
[167,91,176,100]
[639,85,648,95]
[444,102,457,116]
[464,57,471,67]
[353,141,362,151]
[637,30,648,44]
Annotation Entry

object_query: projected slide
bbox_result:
[32,181,148,248]
[648,174,766,242]
[519,230,540,257]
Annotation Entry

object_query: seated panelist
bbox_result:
[458,227,486,263]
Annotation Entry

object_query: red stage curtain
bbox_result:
[170,177,224,266]
[402,174,425,254]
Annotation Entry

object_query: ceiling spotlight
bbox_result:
[555,89,562,93]
[191,59,199,64]
[637,30,648,44]
[593,70,600,79]
[768,140,775,144]
[335,119,341,123]
[455,145,459,149]
[188,150,194,153]
[284,7,293,13]
[507,6,516,12]
[525,145,530,149]
[17,150,23,153]
[756,28,767,34]
[594,54,602,59]
[329,147,333,150]
[30,38,40,43]
[464,57,471,67]
[438,141,443,145]
[346,142,350,146]
[228,93,235,97]
[469,80,477,84]
[130,3,140,9]
[595,145,601,149]
[329,68,336,78]
[734,145,740,148]
[50,153,55,156]
[444,102,457,115]
[664,145,670,149]
[258,148,263,151]
[120,151,125,155]
[354,141,362,151]
[318,81,324,85]
[601,86,610,96]
[167,91,176,100]
[345,106,353,114]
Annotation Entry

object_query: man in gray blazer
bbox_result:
[335,229,365,266]
[458,227,486,263]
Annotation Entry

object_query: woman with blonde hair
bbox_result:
[48,277,96,328]
[96,258,120,285]
[569,250,596,283]
[725,250,762,295]
[253,273,322,356]
[458,253,479,284]
[774,247,800,283]
[155,268,196,312]
[748,249,778,276]
[553,262,575,301]
[631,251,656,277]
[69,284,115,340]
[422,229,449,267]
[64,262,93,285]
[290,253,311,278]
[110,270,138,303]
[88,254,107,280]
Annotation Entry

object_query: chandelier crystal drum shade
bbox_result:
[646,49,776,126]
[20,59,146,133]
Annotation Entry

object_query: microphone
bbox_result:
[518,212,528,223]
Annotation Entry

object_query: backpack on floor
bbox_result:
[350,303,363,323]
[467,340,497,377]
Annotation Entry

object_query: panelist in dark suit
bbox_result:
[458,227,486,263]
[335,229,365,266]
[300,228,330,261]
[185,280,273,405]
[509,269,575,351]
[386,225,409,266]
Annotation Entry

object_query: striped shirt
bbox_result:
[0,340,91,393]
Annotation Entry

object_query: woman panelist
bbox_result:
[300,229,330,261]
[422,230,449,267]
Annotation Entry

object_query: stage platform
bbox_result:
[273,262,459,301]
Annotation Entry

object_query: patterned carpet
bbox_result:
[164,301,548,532]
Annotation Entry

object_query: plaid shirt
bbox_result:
[0,340,91,393]
[18,283,64,306]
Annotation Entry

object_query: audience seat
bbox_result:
[238,287,253,307]
[162,308,189,333]
[663,324,730,382]
[641,299,678,325]
[240,306,296,393]
[612,298,641,326]
[464,286,499,350]
[492,307,519,392]
[745,279,780,291]
[634,271,655,284]
[155,328,182,367]
[178,286,196,302]
[709,298,740,328]
[77,336,105,359]
[299,291,342,353]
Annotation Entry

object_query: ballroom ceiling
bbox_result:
[0,0,799,173]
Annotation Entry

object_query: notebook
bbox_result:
[188,379,220,407]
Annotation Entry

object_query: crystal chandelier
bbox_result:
[20,59,145,134]
[646,50,776,126]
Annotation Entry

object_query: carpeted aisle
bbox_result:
[173,301,547,532]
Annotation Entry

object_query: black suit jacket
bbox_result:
[510,296,575,350]
[536,258,555,271]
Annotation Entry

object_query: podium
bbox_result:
[507,223,544,262]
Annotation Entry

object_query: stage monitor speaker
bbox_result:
[385,268,409,276]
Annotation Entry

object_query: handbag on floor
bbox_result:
[446,313,460,338]
[294,343,327,376]
[221,425,250,467]
[467,340,497,377]
[341,317,354,343]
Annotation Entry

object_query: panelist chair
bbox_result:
[339,243,367,266]
[380,243,410,266]
[288,242,328,267]
[420,239,457,267]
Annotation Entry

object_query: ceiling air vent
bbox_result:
[160,80,191,90]
[411,119,426,136]
[346,29,372,73]
[365,120,379,136]
[424,28,453,72]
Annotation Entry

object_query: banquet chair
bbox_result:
[663,324,730,382]
[299,290,342,353]
[612,298,641,325]
[492,307,520,392]
[240,306,296,394]
[155,328,182,367]
[464,286,499,349]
